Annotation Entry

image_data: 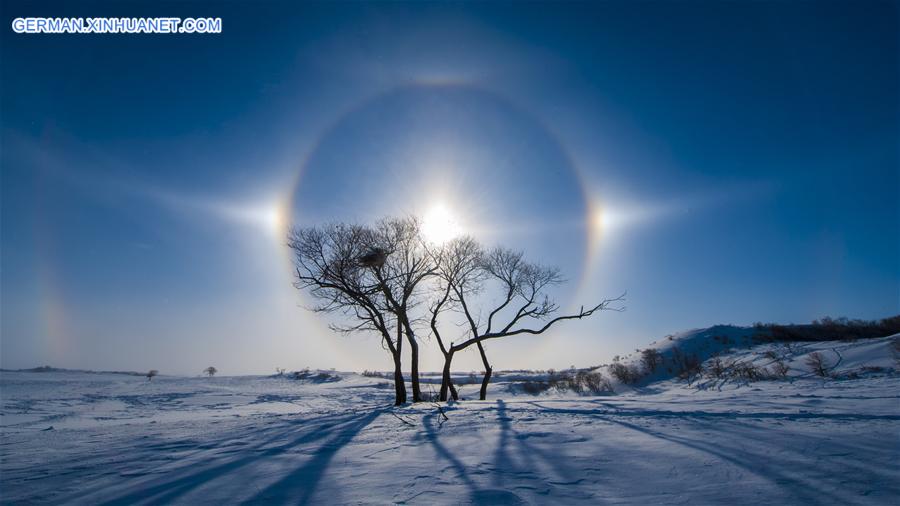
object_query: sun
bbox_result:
[422,203,462,244]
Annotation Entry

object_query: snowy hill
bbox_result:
[470,323,899,397]
[1,326,898,504]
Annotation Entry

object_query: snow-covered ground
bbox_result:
[2,332,899,505]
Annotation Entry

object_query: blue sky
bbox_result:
[1,1,897,374]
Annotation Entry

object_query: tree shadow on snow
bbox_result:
[241,407,387,505]
[416,399,589,505]
[81,406,388,505]
[523,401,899,504]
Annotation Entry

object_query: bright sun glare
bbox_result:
[422,203,462,244]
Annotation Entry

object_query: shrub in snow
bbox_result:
[579,371,613,393]
[563,373,583,393]
[204,367,217,377]
[705,357,728,379]
[550,370,576,391]
[609,360,642,385]
[546,369,563,389]
[695,355,778,389]
[771,360,790,378]
[732,361,769,382]
[522,380,551,395]
[671,346,702,381]
[292,368,342,383]
[529,370,611,395]
[641,348,662,374]
[805,352,831,377]
[146,370,158,381]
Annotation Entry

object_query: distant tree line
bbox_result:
[754,316,900,343]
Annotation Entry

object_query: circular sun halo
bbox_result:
[422,203,462,244]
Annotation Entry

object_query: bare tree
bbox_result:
[146,370,158,381]
[204,366,217,377]
[429,237,482,401]
[289,223,408,405]
[432,237,624,401]
[429,281,461,400]
[366,217,438,403]
[289,217,621,405]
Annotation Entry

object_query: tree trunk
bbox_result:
[440,351,455,402]
[449,377,458,401]
[392,325,407,406]
[477,341,492,401]
[392,350,407,406]
[479,367,492,401]
[403,321,422,402]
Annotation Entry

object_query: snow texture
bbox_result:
[2,330,898,505]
